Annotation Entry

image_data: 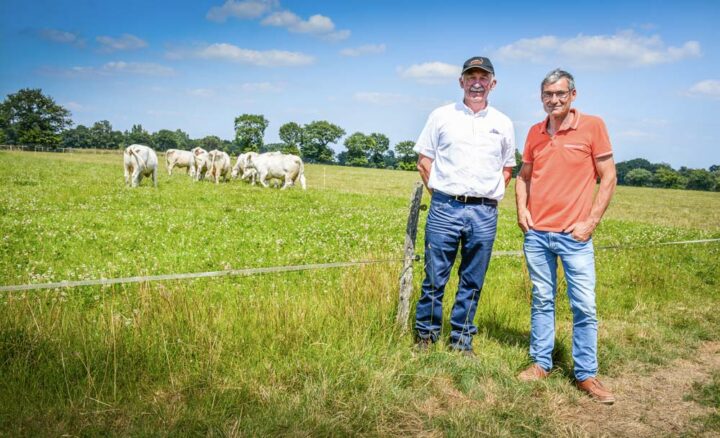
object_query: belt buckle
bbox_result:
[455,194,468,203]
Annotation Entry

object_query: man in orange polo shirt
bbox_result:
[515,69,617,404]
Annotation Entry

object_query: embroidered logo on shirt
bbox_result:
[489,129,501,135]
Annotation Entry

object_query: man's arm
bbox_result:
[417,153,433,194]
[515,163,534,232]
[564,155,617,241]
[503,166,514,187]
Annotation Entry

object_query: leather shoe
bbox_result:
[518,363,550,381]
[576,377,615,405]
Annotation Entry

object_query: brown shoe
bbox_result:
[576,377,615,405]
[518,363,549,381]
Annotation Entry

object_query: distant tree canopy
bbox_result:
[302,121,345,163]
[616,158,719,192]
[395,140,417,171]
[0,88,72,147]
[234,114,268,153]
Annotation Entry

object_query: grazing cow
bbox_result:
[124,144,158,187]
[231,151,260,183]
[246,153,306,190]
[191,147,209,181]
[165,149,196,177]
[206,150,232,184]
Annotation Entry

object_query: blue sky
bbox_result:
[1,0,719,168]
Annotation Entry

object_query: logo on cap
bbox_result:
[470,59,483,66]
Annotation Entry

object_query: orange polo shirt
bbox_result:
[522,109,613,232]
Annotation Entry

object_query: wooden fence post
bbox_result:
[396,181,424,331]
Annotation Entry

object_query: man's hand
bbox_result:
[517,208,534,233]
[564,219,598,242]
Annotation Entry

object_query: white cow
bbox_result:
[206,150,232,184]
[246,153,306,190]
[165,149,196,177]
[191,147,209,181]
[231,151,260,183]
[124,144,158,187]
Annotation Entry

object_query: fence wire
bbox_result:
[1,238,717,293]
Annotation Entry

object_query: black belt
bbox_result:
[448,194,497,206]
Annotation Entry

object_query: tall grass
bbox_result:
[1,151,718,436]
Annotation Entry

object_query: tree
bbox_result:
[174,129,190,150]
[125,124,152,146]
[301,120,344,163]
[152,129,180,151]
[279,122,304,153]
[624,168,653,187]
[234,114,268,152]
[368,133,389,168]
[513,149,523,177]
[395,140,417,171]
[0,88,72,147]
[383,149,397,169]
[343,132,371,167]
[200,135,224,152]
[89,120,117,149]
[685,169,716,191]
[616,158,655,184]
[62,125,93,149]
[651,166,684,189]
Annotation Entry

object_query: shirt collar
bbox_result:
[540,108,581,134]
[458,100,490,117]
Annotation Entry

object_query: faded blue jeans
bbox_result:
[523,230,598,381]
[415,191,497,351]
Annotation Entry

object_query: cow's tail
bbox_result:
[127,146,147,169]
[210,151,218,182]
[297,158,306,190]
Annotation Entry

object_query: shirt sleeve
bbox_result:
[501,120,517,168]
[591,117,613,158]
[413,112,437,160]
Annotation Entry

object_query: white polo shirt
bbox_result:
[414,101,516,200]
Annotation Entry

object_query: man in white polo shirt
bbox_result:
[413,56,516,355]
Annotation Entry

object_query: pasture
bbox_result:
[1,150,719,436]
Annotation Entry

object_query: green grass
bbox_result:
[1,150,719,436]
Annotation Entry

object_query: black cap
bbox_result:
[461,56,494,75]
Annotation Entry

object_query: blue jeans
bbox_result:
[523,230,598,381]
[415,192,498,350]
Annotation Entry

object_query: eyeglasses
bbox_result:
[541,90,571,101]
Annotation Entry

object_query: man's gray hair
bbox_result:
[541,69,575,91]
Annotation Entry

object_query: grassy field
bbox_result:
[1,150,719,436]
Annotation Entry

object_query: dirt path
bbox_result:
[552,341,720,437]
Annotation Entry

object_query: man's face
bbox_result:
[459,69,496,106]
[541,78,576,118]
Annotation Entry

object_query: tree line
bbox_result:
[0,88,418,171]
[1,88,718,190]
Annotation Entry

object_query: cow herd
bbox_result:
[123,144,306,190]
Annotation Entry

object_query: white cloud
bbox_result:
[96,34,147,52]
[354,92,408,105]
[169,43,314,67]
[46,61,174,77]
[37,28,85,47]
[261,11,350,40]
[617,130,654,139]
[206,0,277,22]
[495,31,701,69]
[397,62,459,84]
[188,88,216,98]
[63,101,84,111]
[340,44,386,57]
[239,82,285,92]
[687,80,720,99]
